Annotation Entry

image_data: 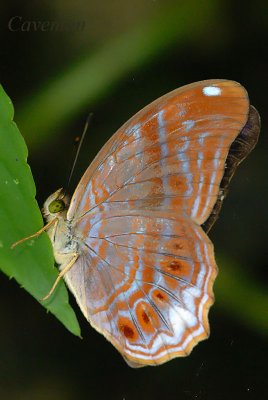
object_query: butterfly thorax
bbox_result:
[43,188,78,269]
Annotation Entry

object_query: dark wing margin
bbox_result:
[202,105,260,233]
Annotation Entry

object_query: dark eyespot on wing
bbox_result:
[121,324,135,339]
[142,310,150,324]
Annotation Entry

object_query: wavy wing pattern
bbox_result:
[62,80,257,366]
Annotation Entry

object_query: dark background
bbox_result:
[0,1,267,399]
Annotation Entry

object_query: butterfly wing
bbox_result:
[68,80,249,224]
[64,80,259,366]
[64,213,217,367]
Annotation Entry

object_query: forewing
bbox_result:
[64,213,217,366]
[67,80,249,225]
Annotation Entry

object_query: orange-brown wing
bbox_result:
[64,213,217,367]
[64,80,259,367]
[67,80,249,225]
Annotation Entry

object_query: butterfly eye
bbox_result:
[48,199,66,214]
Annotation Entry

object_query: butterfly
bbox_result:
[18,79,260,368]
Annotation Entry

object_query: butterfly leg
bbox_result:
[41,253,79,301]
[11,218,58,249]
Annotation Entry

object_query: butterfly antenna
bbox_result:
[65,113,93,193]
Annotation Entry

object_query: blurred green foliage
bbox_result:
[16,0,220,149]
[216,256,268,335]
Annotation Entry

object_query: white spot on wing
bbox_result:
[157,110,168,156]
[178,108,186,117]
[197,151,204,168]
[125,122,141,138]
[182,120,195,132]
[202,86,221,96]
[198,132,209,145]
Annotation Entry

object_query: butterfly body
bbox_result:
[43,80,260,367]
[43,189,76,267]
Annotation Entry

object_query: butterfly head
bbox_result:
[43,188,69,221]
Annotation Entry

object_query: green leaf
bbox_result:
[0,85,81,337]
